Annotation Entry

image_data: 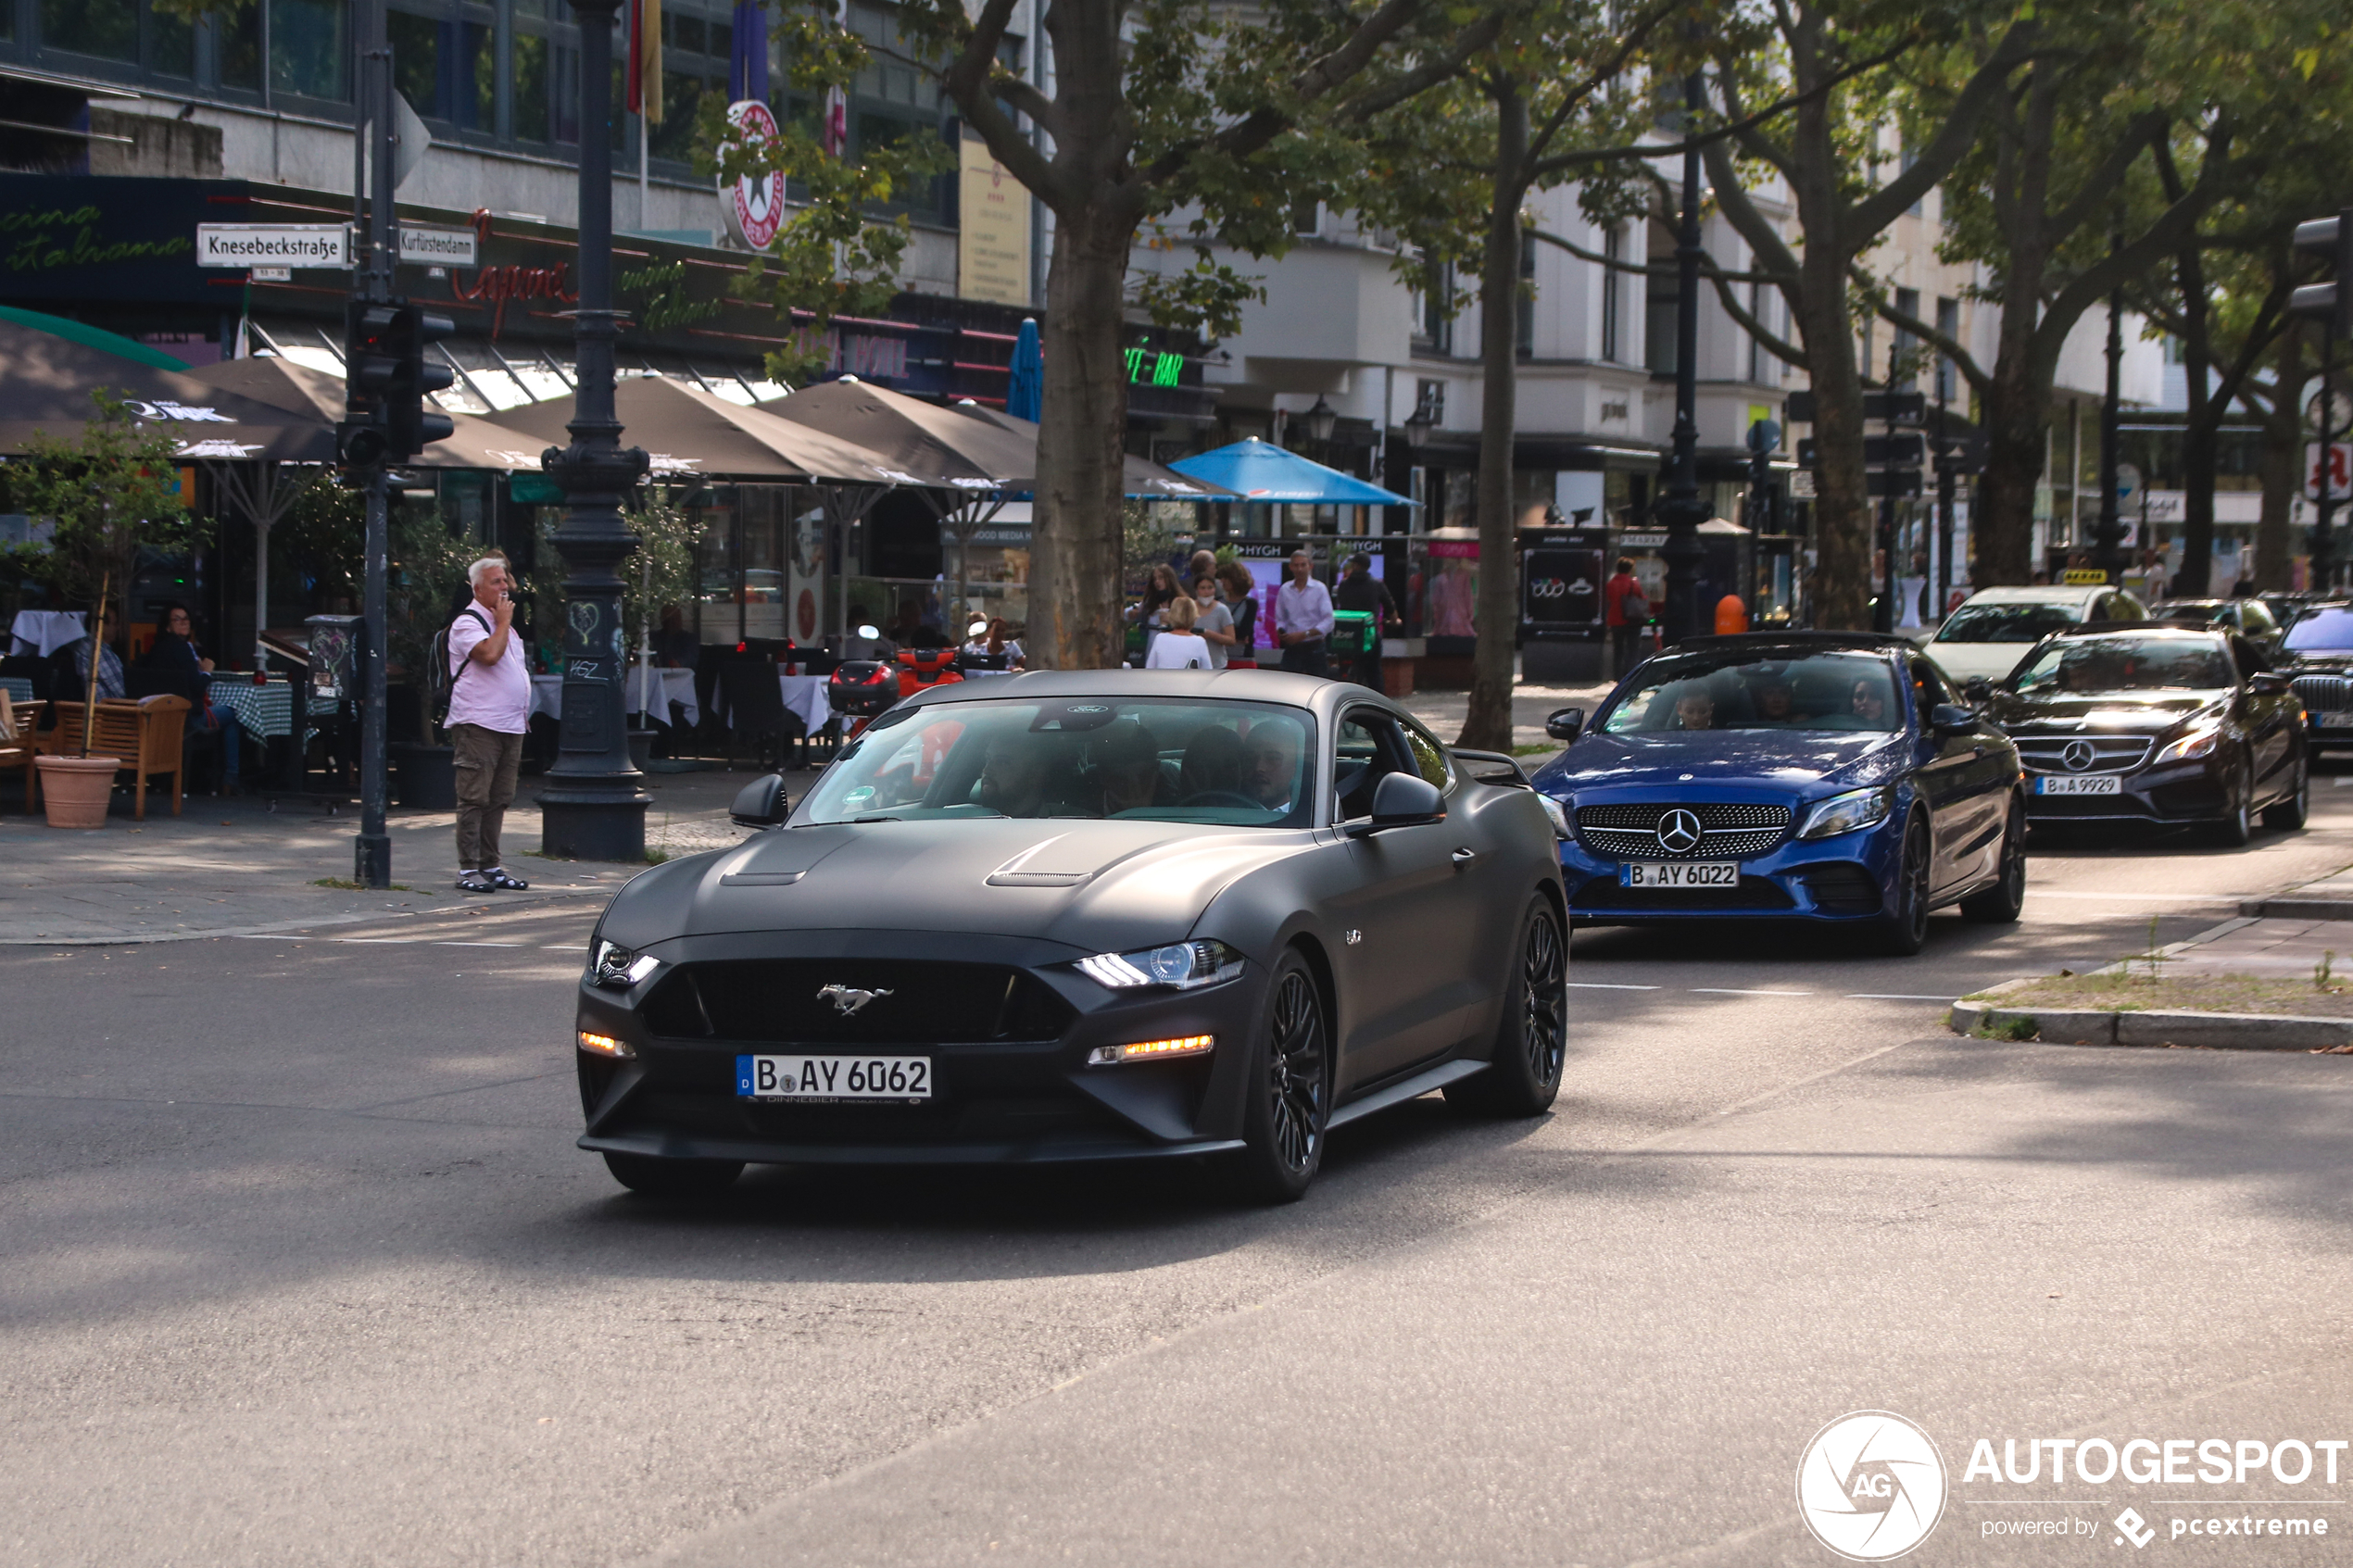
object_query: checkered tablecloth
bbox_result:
[207,677,295,739]
[0,676,31,706]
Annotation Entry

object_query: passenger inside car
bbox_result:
[1751,679,1798,724]
[1179,724,1246,798]
[1672,692,1717,730]
[1093,721,1174,814]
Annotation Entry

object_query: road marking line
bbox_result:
[544,945,588,951]
[1845,993,1955,1000]
[434,940,525,947]
[1568,982,1659,990]
[1691,987,1813,996]
[2027,890,2244,902]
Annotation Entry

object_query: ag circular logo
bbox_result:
[1795,1411,1947,1562]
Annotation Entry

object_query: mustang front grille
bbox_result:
[640,960,1076,1045]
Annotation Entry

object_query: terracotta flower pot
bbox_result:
[34,755,120,829]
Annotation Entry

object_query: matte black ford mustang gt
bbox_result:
[573,671,1571,1202]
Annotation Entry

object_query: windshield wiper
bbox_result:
[850,814,902,823]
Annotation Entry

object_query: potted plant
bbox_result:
[11,396,203,827]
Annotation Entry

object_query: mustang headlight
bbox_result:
[1797,787,1894,841]
[1534,793,1572,839]
[1077,940,1245,991]
[2154,721,2223,764]
[590,938,661,989]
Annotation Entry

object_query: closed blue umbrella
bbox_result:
[1005,318,1042,422]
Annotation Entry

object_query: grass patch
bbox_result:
[311,877,412,892]
[1969,1013,2039,1041]
[1511,743,1560,757]
[1966,972,2353,1019]
[644,847,670,864]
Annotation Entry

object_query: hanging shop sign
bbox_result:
[720,101,787,251]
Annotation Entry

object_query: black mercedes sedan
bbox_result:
[572,671,1570,1204]
[1982,624,2308,843]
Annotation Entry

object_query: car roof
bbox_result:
[2052,621,2228,641]
[1673,632,1912,655]
[1951,585,2109,607]
[887,667,1400,726]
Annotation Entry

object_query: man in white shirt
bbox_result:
[1274,549,1334,678]
[446,557,534,893]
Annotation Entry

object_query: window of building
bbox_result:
[1516,233,1535,358]
[511,28,550,141]
[271,0,350,100]
[1412,258,1453,355]
[217,3,263,90]
[44,0,138,61]
[842,0,950,220]
[389,8,496,132]
[1892,286,1919,391]
[1934,296,1959,404]
[1645,219,1678,376]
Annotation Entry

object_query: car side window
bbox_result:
[1907,656,1954,720]
[1399,717,1455,792]
[1333,707,1416,820]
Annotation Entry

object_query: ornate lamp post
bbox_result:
[2091,222,2129,586]
[538,0,651,860]
[1655,69,1711,647]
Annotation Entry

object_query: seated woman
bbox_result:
[143,602,241,791]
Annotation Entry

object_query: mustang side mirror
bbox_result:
[1345,771,1446,837]
[1544,706,1585,741]
[1961,677,1994,705]
[729,773,791,828]
[2250,671,2291,696]
[1929,702,1976,735]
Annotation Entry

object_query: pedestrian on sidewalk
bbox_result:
[447,557,532,894]
[1332,552,1399,691]
[1604,557,1648,676]
[1275,549,1334,678]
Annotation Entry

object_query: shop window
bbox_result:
[1601,228,1622,363]
[44,0,138,61]
[271,0,349,99]
[512,31,549,141]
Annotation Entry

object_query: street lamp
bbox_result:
[1302,395,1339,447]
[2091,221,2128,586]
[538,0,651,861]
[1654,69,1711,647]
[1403,393,1436,451]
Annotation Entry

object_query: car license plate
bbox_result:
[1620,861,1739,888]
[2318,711,2353,730]
[2032,774,2122,796]
[735,1053,932,1101]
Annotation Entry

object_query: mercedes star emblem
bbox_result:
[2061,740,2097,772]
[1655,809,1705,854]
[818,984,894,1017]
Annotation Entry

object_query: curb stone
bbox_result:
[1947,997,2353,1051]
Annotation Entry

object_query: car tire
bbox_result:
[1869,812,1933,957]
[1446,897,1567,1116]
[602,1151,744,1198]
[1959,795,2027,923]
[2208,758,2254,847]
[2262,746,2310,831]
[1228,952,1331,1204]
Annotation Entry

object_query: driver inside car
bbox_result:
[975,733,1063,817]
[1242,724,1305,812]
[1752,679,1797,725]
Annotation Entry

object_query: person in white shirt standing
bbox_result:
[1274,548,1335,677]
[1143,595,1213,669]
[446,557,533,894]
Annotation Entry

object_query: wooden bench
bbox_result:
[47,695,190,818]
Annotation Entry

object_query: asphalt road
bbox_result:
[8,776,2353,1567]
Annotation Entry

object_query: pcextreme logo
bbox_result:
[1796,1411,1950,1562]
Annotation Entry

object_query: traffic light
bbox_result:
[2292,208,2353,339]
[338,300,401,468]
[391,305,458,458]
[340,300,457,467]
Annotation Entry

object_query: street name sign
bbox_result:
[195,224,348,269]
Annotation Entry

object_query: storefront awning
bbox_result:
[0,319,336,462]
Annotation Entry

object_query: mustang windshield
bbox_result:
[1602,650,1904,734]
[2010,636,2234,694]
[797,696,1316,826]
[1933,602,2083,643]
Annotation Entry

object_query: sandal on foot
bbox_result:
[484,869,530,890]
[456,872,494,893]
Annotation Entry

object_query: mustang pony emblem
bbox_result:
[818,984,893,1017]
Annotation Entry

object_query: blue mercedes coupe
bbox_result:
[1529,633,2027,954]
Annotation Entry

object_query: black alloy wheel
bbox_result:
[1871,813,1933,957]
[603,1151,745,1199]
[2262,746,2310,831]
[1959,795,2028,923]
[1448,897,1567,1116]
[1232,953,1331,1203]
[2208,757,2255,847]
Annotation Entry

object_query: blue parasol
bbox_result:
[1165,437,1414,506]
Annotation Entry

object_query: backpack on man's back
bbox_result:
[426,605,493,729]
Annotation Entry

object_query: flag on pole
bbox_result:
[729,1,768,103]
[625,0,642,113]
[641,0,665,124]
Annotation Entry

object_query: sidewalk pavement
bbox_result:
[1397,675,1613,755]
[0,765,783,945]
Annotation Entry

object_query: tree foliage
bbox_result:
[7,391,203,635]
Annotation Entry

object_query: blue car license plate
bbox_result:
[1620,861,1739,889]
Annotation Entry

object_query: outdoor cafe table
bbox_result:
[627,666,700,727]
[205,675,295,739]
[711,671,837,737]
[8,609,85,658]
[528,674,563,722]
